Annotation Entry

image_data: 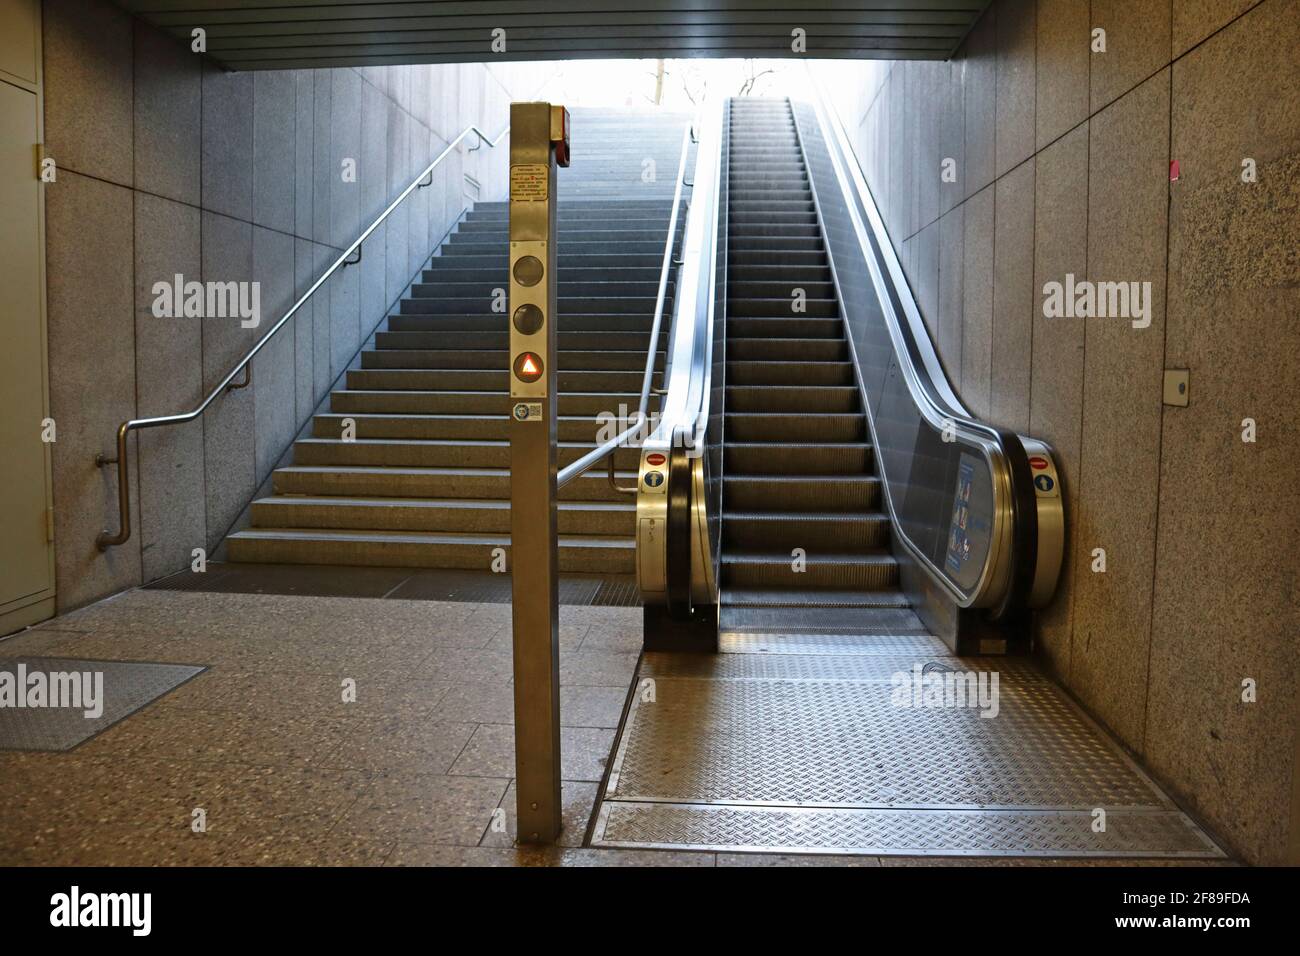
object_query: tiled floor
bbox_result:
[0,589,1232,867]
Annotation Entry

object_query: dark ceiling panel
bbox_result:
[116,1,992,70]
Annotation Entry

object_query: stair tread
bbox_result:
[231,527,635,547]
[254,495,634,512]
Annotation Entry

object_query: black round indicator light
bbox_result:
[512,255,544,286]
[512,304,544,335]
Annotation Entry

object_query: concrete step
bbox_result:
[329,389,644,416]
[360,348,662,371]
[250,495,635,536]
[289,436,644,470]
[272,465,637,502]
[226,527,635,572]
[311,413,615,442]
[344,367,645,392]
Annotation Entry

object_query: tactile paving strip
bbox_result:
[0,657,205,752]
[594,643,1225,856]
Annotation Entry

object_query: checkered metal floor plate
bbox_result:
[0,657,205,752]
[592,627,1224,858]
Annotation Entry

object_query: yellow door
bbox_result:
[0,73,55,629]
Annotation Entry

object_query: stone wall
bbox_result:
[823,0,1299,864]
[42,0,552,609]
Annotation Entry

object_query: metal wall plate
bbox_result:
[1163,368,1190,407]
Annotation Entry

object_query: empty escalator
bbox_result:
[636,89,1064,653]
[720,98,906,628]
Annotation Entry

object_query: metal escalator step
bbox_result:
[724,442,873,474]
[720,550,898,589]
[725,412,863,442]
[723,511,890,550]
[726,317,843,338]
[727,297,838,318]
[725,360,854,387]
[726,385,859,413]
[719,588,913,610]
[724,474,880,511]
[725,337,847,361]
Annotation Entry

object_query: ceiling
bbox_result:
[115,1,991,71]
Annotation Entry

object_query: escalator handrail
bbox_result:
[557,116,696,489]
[799,74,1030,610]
[647,99,725,452]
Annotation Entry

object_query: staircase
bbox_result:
[720,98,906,620]
[226,109,690,572]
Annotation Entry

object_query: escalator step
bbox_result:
[721,551,898,589]
[724,474,880,511]
[723,512,890,550]
[726,385,859,413]
[725,412,864,442]
[724,443,873,474]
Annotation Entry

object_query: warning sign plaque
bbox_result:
[510,164,548,201]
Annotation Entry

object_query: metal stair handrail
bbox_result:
[95,122,509,549]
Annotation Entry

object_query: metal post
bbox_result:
[508,102,569,844]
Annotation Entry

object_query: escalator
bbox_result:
[635,87,1064,654]
[718,98,908,631]
[588,89,1220,858]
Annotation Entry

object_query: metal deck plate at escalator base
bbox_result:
[591,803,1222,858]
[592,640,1225,858]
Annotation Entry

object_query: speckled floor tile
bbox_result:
[8,823,395,867]
[480,780,598,849]
[179,670,452,721]
[0,590,648,865]
[0,754,368,848]
[559,606,642,628]
[559,685,630,728]
[77,698,353,769]
[0,628,108,657]
[427,682,518,723]
[413,647,515,683]
[142,633,432,677]
[332,772,510,846]
[579,622,643,653]
[319,716,477,775]
[558,649,640,686]
[4,630,194,663]
[448,723,615,782]
[483,623,589,654]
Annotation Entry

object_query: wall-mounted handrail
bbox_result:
[557,118,695,490]
[95,123,509,549]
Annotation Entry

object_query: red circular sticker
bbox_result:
[1029,456,1049,470]
[645,453,666,466]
